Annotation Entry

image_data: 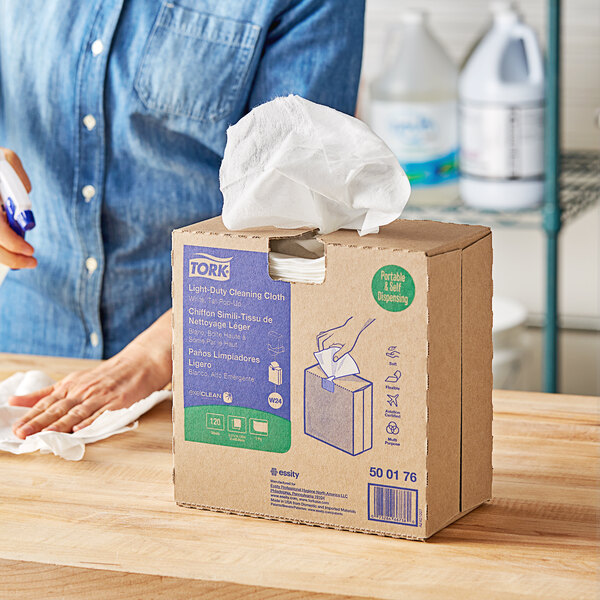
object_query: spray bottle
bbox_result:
[0,150,35,285]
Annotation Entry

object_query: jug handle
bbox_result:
[511,24,545,85]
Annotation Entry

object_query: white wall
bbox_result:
[362,0,600,328]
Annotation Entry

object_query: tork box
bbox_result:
[172,217,493,539]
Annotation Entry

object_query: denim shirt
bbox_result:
[0,0,364,358]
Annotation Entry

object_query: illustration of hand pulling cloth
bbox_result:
[314,347,360,381]
[0,371,171,461]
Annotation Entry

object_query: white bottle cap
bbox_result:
[400,9,426,24]
[490,1,520,22]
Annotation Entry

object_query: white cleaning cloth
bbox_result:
[314,347,360,380]
[269,253,325,284]
[269,237,326,284]
[0,371,171,461]
[220,95,411,236]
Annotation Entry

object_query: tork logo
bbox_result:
[189,253,232,281]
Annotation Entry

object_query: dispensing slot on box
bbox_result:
[322,378,335,393]
[268,234,326,284]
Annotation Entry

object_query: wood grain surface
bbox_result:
[0,353,598,599]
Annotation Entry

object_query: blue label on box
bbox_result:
[183,245,291,453]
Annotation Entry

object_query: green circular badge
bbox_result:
[371,265,415,312]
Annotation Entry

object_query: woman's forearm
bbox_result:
[120,308,173,389]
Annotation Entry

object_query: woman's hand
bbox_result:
[9,310,172,438]
[0,147,36,270]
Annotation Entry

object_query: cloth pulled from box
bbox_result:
[314,347,359,381]
[220,95,411,236]
[0,371,171,461]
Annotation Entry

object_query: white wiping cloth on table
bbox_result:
[220,95,411,236]
[0,371,171,461]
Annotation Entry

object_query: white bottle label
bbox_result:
[369,100,459,188]
[459,102,545,179]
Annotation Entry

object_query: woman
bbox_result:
[0,0,365,437]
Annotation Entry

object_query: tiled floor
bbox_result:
[498,327,600,396]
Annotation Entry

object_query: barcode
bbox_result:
[368,484,418,526]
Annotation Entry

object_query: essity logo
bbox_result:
[270,467,300,479]
[189,253,232,281]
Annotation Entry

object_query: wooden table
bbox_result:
[0,353,598,599]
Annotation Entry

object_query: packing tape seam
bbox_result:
[270,230,320,241]
[175,501,427,539]
[189,228,321,241]
[316,241,424,254]
[186,230,266,240]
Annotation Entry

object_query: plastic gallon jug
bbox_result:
[459,4,545,210]
[368,10,459,206]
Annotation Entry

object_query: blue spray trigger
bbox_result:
[6,197,35,238]
[16,209,35,232]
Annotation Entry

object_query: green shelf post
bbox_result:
[543,0,562,393]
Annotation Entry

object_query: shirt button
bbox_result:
[90,332,99,347]
[82,185,96,202]
[85,257,98,274]
[83,114,97,131]
[91,40,104,56]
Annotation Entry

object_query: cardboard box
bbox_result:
[172,217,493,539]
